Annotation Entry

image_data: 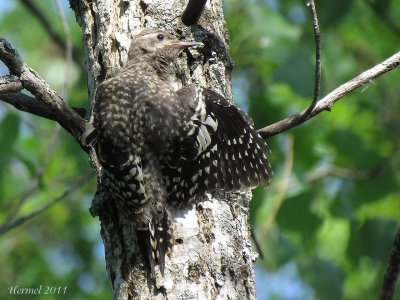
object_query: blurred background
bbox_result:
[0,0,399,299]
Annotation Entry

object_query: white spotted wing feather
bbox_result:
[162,87,272,207]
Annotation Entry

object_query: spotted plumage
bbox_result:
[87,29,272,276]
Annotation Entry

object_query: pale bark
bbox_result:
[69,0,257,299]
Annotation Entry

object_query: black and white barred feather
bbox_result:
[162,86,272,207]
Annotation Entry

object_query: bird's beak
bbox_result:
[169,41,203,49]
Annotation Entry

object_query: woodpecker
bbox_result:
[89,29,272,276]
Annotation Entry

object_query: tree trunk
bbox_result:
[69,0,257,298]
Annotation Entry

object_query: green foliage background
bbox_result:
[0,0,399,299]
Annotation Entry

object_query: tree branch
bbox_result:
[380,229,400,300]
[2,127,61,228]
[306,143,399,182]
[259,135,294,240]
[305,165,382,182]
[1,92,55,121]
[257,50,400,139]
[0,75,23,93]
[54,0,74,100]
[0,93,87,120]
[307,0,321,107]
[0,173,92,235]
[19,0,86,73]
[0,38,86,140]
[182,0,208,26]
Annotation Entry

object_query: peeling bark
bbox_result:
[70,0,257,298]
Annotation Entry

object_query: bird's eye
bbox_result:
[157,34,164,41]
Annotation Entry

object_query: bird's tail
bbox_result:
[135,209,172,276]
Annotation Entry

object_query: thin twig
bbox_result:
[182,0,208,26]
[257,50,400,138]
[305,145,399,182]
[250,227,264,259]
[54,0,73,101]
[307,0,321,108]
[380,229,400,300]
[3,183,39,226]
[4,126,63,224]
[0,173,92,235]
[19,0,86,73]
[306,165,379,181]
[259,135,294,239]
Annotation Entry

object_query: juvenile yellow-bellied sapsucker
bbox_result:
[87,29,272,276]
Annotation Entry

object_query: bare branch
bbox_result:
[250,227,264,259]
[0,174,92,235]
[0,40,24,74]
[257,50,400,139]
[0,196,63,234]
[182,0,208,26]
[380,229,400,300]
[259,135,294,240]
[307,0,321,108]
[0,75,23,93]
[55,0,74,101]
[306,165,380,182]
[0,36,94,236]
[306,144,399,182]
[19,0,86,73]
[3,126,69,227]
[3,182,39,228]
[0,93,86,120]
[0,38,86,140]
[1,93,55,119]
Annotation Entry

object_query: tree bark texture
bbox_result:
[69,1,257,299]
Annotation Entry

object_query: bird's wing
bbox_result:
[93,78,147,206]
[162,87,272,207]
[97,139,147,207]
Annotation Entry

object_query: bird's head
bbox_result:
[127,29,203,63]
